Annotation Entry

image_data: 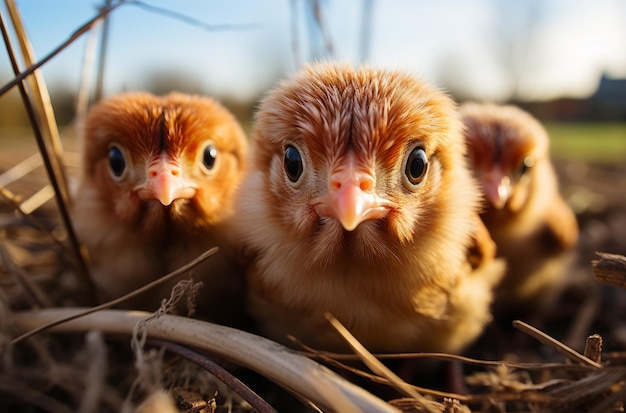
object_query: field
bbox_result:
[547,122,626,163]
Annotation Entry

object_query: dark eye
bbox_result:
[519,156,534,176]
[203,144,217,170]
[108,146,126,178]
[404,147,428,186]
[284,145,303,182]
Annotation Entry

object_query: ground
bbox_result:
[0,132,625,412]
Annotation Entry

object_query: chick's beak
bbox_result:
[136,155,197,206]
[312,153,394,231]
[483,168,511,210]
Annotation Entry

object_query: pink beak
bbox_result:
[312,152,394,231]
[136,155,197,206]
[482,168,511,210]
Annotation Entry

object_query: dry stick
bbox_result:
[0,154,58,214]
[148,339,277,413]
[5,0,71,205]
[309,352,559,405]
[325,313,440,413]
[584,334,603,364]
[0,186,67,252]
[0,10,95,302]
[0,152,41,187]
[10,247,218,346]
[75,23,100,121]
[512,320,603,369]
[293,338,596,405]
[310,0,334,57]
[0,242,52,308]
[19,185,55,215]
[289,0,302,68]
[94,0,112,102]
[0,0,256,98]
[545,368,626,406]
[77,0,255,118]
[301,347,595,373]
[359,0,374,61]
[127,0,257,32]
[11,309,398,413]
[0,2,123,98]
[593,251,626,289]
[292,337,474,404]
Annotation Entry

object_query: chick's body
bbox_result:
[236,64,504,353]
[72,92,247,321]
[460,103,578,311]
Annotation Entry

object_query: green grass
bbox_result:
[545,122,626,164]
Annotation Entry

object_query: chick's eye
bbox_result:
[108,146,126,178]
[284,145,303,182]
[404,147,428,185]
[203,144,217,170]
[519,156,534,176]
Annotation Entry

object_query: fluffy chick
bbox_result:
[460,102,578,313]
[72,92,248,323]
[235,63,505,353]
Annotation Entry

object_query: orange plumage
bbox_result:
[72,92,248,323]
[235,63,505,353]
[460,102,578,313]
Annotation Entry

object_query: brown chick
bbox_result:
[72,92,248,323]
[234,63,505,354]
[460,102,578,315]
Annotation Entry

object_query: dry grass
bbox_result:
[1,2,625,412]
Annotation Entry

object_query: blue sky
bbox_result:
[2,0,626,103]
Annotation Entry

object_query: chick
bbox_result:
[72,92,248,323]
[235,63,505,353]
[460,102,578,315]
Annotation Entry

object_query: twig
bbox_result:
[300,347,595,372]
[0,185,64,246]
[325,313,440,413]
[593,252,626,289]
[5,0,71,205]
[310,0,334,58]
[289,0,302,68]
[19,185,54,214]
[307,350,561,405]
[359,0,374,61]
[0,8,95,301]
[292,337,474,403]
[10,247,218,345]
[94,0,113,102]
[10,309,398,413]
[512,320,603,369]
[584,334,603,364]
[127,0,257,32]
[0,242,52,308]
[0,185,50,232]
[0,0,257,99]
[149,339,277,413]
[545,368,626,406]
[0,153,42,187]
[75,17,101,121]
[0,1,123,97]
